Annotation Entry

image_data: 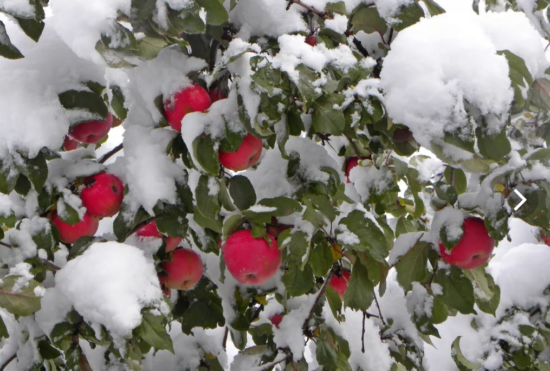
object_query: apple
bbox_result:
[219,133,263,171]
[543,235,550,246]
[136,221,182,253]
[345,157,360,184]
[51,212,99,244]
[269,313,283,329]
[80,172,124,218]
[63,136,78,151]
[306,35,317,46]
[223,229,282,285]
[160,248,203,290]
[329,271,351,299]
[266,217,292,239]
[438,217,495,270]
[164,83,211,132]
[68,114,113,144]
[209,87,227,103]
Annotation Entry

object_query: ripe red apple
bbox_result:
[269,313,283,329]
[543,235,550,246]
[160,248,203,290]
[329,271,351,299]
[51,212,99,244]
[438,217,495,270]
[209,87,227,103]
[80,172,124,218]
[306,35,317,46]
[345,157,360,184]
[136,221,182,253]
[219,133,263,171]
[63,136,78,151]
[164,84,211,132]
[223,229,282,285]
[68,114,113,144]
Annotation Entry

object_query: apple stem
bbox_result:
[98,143,123,164]
[0,354,15,371]
[40,258,61,272]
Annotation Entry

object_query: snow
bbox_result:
[116,126,185,215]
[381,12,523,159]
[373,0,414,21]
[36,242,163,343]
[350,165,395,202]
[388,232,425,266]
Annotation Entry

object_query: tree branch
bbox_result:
[302,268,334,333]
[286,0,333,20]
[98,143,123,164]
[222,326,229,351]
[0,354,15,371]
[40,258,61,272]
[0,242,12,249]
[361,311,366,353]
[373,292,386,326]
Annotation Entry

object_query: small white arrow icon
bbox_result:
[514,189,527,211]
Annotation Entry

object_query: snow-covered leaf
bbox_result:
[0,276,41,316]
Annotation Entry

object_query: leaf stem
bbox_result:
[373,292,386,326]
[0,354,15,371]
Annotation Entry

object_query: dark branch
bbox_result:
[286,0,333,20]
[302,268,334,333]
[98,143,123,164]
[361,311,366,353]
[0,354,15,371]
[0,242,12,249]
[373,292,386,326]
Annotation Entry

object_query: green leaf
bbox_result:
[0,21,23,59]
[14,16,44,43]
[395,217,417,238]
[350,6,388,35]
[0,276,41,316]
[338,210,388,262]
[444,167,467,195]
[312,95,345,135]
[451,337,481,370]
[135,311,174,353]
[0,316,8,339]
[101,21,137,52]
[476,125,511,161]
[395,241,430,291]
[303,199,326,229]
[13,151,48,192]
[56,199,81,225]
[393,3,425,31]
[50,322,74,351]
[497,50,533,111]
[156,204,189,238]
[110,85,128,120]
[295,64,322,103]
[196,0,229,25]
[434,267,476,315]
[193,134,220,175]
[32,224,57,260]
[38,338,62,360]
[222,215,245,239]
[68,236,106,260]
[135,36,169,60]
[310,243,333,277]
[531,78,550,111]
[316,338,338,369]
[131,0,157,21]
[229,175,256,210]
[58,90,108,121]
[421,0,446,15]
[282,261,314,297]
[325,285,343,320]
[466,267,500,315]
[343,260,375,311]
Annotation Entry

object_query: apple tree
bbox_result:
[0,0,550,370]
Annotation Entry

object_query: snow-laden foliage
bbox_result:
[0,0,549,370]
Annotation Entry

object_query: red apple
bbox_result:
[345,157,370,184]
[51,212,99,244]
[223,229,282,285]
[306,35,317,46]
[329,271,351,299]
[219,133,263,171]
[80,172,124,218]
[438,217,495,270]
[136,221,182,253]
[160,248,203,290]
[543,235,550,246]
[269,313,283,329]
[63,136,78,151]
[68,114,113,144]
[164,84,211,132]
[209,87,227,103]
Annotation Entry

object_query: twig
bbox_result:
[286,0,333,19]
[98,143,123,164]
[373,292,386,326]
[361,311,366,353]
[0,242,12,249]
[40,258,61,271]
[222,326,229,350]
[0,354,15,371]
[387,28,394,45]
[302,269,334,333]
